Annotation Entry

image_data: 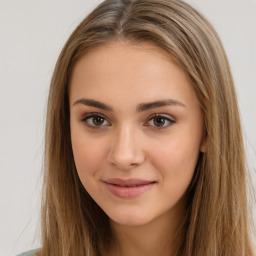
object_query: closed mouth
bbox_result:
[103,178,156,187]
[102,178,157,199]
[108,183,155,187]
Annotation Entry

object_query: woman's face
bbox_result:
[69,41,205,226]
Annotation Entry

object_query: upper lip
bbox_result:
[103,178,156,186]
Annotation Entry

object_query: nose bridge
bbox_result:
[107,123,145,169]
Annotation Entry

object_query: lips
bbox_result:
[103,178,156,199]
[104,178,154,186]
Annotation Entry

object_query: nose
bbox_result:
[107,125,146,170]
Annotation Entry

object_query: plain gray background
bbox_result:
[0,1,255,255]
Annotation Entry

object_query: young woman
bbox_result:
[18,0,255,255]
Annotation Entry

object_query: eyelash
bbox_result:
[81,112,175,130]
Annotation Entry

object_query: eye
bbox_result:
[146,114,174,128]
[81,113,110,128]
[81,113,174,129]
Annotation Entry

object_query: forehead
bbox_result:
[77,40,175,64]
[70,40,179,82]
[69,40,198,110]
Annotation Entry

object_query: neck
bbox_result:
[106,198,186,256]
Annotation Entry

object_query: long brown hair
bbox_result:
[38,0,255,255]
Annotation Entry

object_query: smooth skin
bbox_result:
[69,40,205,256]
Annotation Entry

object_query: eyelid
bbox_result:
[145,113,175,129]
[81,112,111,128]
[80,112,175,129]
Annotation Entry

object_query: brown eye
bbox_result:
[146,115,174,128]
[153,117,166,127]
[82,113,110,128]
[93,116,105,126]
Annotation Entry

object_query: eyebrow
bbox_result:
[72,98,186,112]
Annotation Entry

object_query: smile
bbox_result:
[103,178,156,199]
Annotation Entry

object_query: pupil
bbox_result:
[154,117,165,126]
[93,117,104,126]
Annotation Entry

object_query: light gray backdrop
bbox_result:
[0,1,255,255]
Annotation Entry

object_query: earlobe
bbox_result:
[200,138,207,153]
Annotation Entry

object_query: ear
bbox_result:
[200,137,207,153]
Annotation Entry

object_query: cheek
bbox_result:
[148,131,201,181]
[149,136,200,204]
[71,135,106,179]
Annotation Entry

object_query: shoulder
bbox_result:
[16,249,40,256]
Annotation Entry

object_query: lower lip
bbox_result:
[104,182,155,199]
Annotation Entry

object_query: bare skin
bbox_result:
[69,40,205,256]
[108,193,186,256]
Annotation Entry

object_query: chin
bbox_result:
[111,216,151,227]
[107,207,154,227]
